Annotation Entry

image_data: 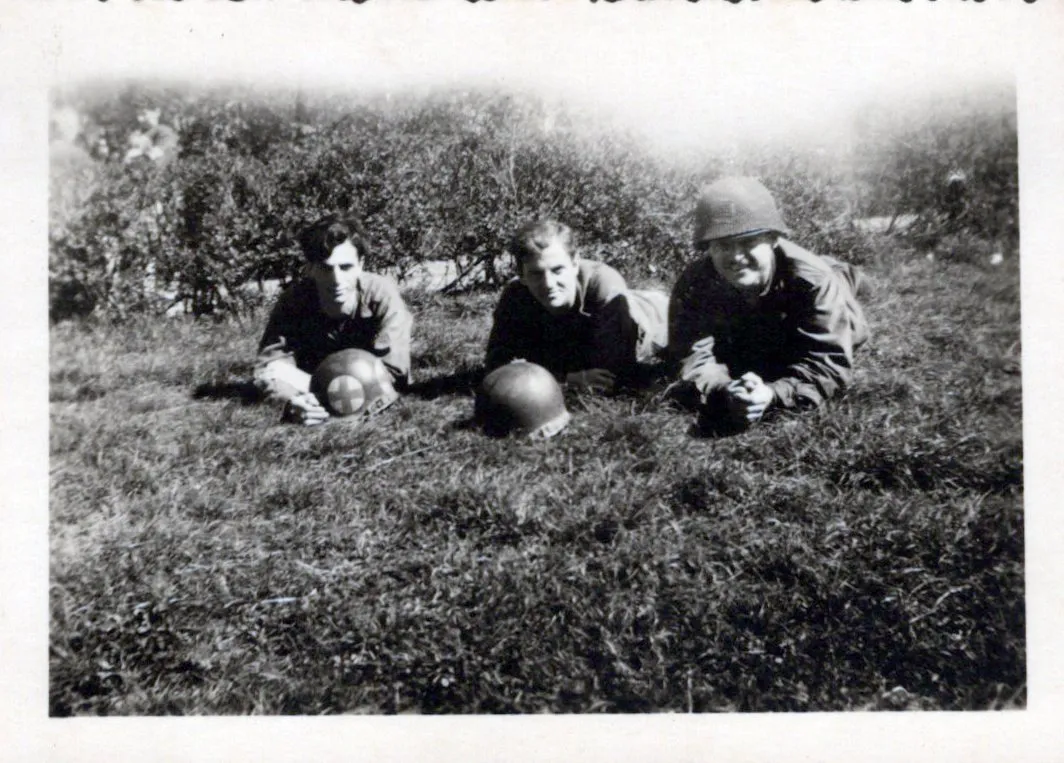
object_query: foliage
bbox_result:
[852,83,1019,249]
[51,86,694,320]
[49,249,1023,714]
[48,81,1017,321]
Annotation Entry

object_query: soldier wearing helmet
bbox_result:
[485,220,668,394]
[669,177,869,432]
[255,214,413,425]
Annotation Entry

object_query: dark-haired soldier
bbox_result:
[669,177,869,432]
[255,214,413,425]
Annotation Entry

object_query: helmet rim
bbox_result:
[693,177,790,246]
[476,360,570,438]
[310,349,397,417]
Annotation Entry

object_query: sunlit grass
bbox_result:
[49,246,1023,714]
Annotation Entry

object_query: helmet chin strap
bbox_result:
[364,395,398,417]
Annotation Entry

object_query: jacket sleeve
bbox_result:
[586,265,640,373]
[484,284,533,373]
[667,260,706,363]
[768,270,858,410]
[254,288,305,399]
[667,261,732,395]
[367,276,414,388]
[257,285,302,363]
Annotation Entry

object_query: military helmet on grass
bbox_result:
[476,361,571,439]
[310,349,398,417]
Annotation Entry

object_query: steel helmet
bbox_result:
[310,349,399,417]
[693,177,790,246]
[476,361,571,439]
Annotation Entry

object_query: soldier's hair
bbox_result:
[298,214,371,265]
[509,219,576,271]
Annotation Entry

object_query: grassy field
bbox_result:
[48,235,1023,714]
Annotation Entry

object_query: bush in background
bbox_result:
[49,81,1017,321]
[852,83,1018,251]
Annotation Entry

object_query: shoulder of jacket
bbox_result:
[496,278,534,308]
[274,277,315,309]
[775,239,834,288]
[676,255,717,286]
[581,259,627,292]
[503,276,534,295]
[359,271,405,301]
[579,258,605,275]
[359,270,399,291]
[586,258,625,281]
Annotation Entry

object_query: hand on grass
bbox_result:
[281,392,330,426]
[725,372,774,425]
[566,368,616,394]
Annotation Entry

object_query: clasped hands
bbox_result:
[723,372,774,425]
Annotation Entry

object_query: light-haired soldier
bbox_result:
[669,177,869,432]
[485,219,668,394]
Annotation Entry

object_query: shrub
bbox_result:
[852,83,1018,251]
[49,82,1017,320]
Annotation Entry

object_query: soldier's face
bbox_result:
[310,240,363,318]
[707,233,777,296]
[520,241,580,315]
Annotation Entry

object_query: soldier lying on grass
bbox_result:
[485,219,668,394]
[255,214,413,425]
[669,177,869,433]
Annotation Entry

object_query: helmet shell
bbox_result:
[693,177,790,246]
[476,361,571,439]
[310,349,398,417]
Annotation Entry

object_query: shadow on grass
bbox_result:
[192,367,485,409]
[410,361,677,401]
[619,361,674,392]
[192,380,265,405]
[408,367,483,400]
[659,380,762,440]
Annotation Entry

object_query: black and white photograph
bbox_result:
[4,0,1064,759]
